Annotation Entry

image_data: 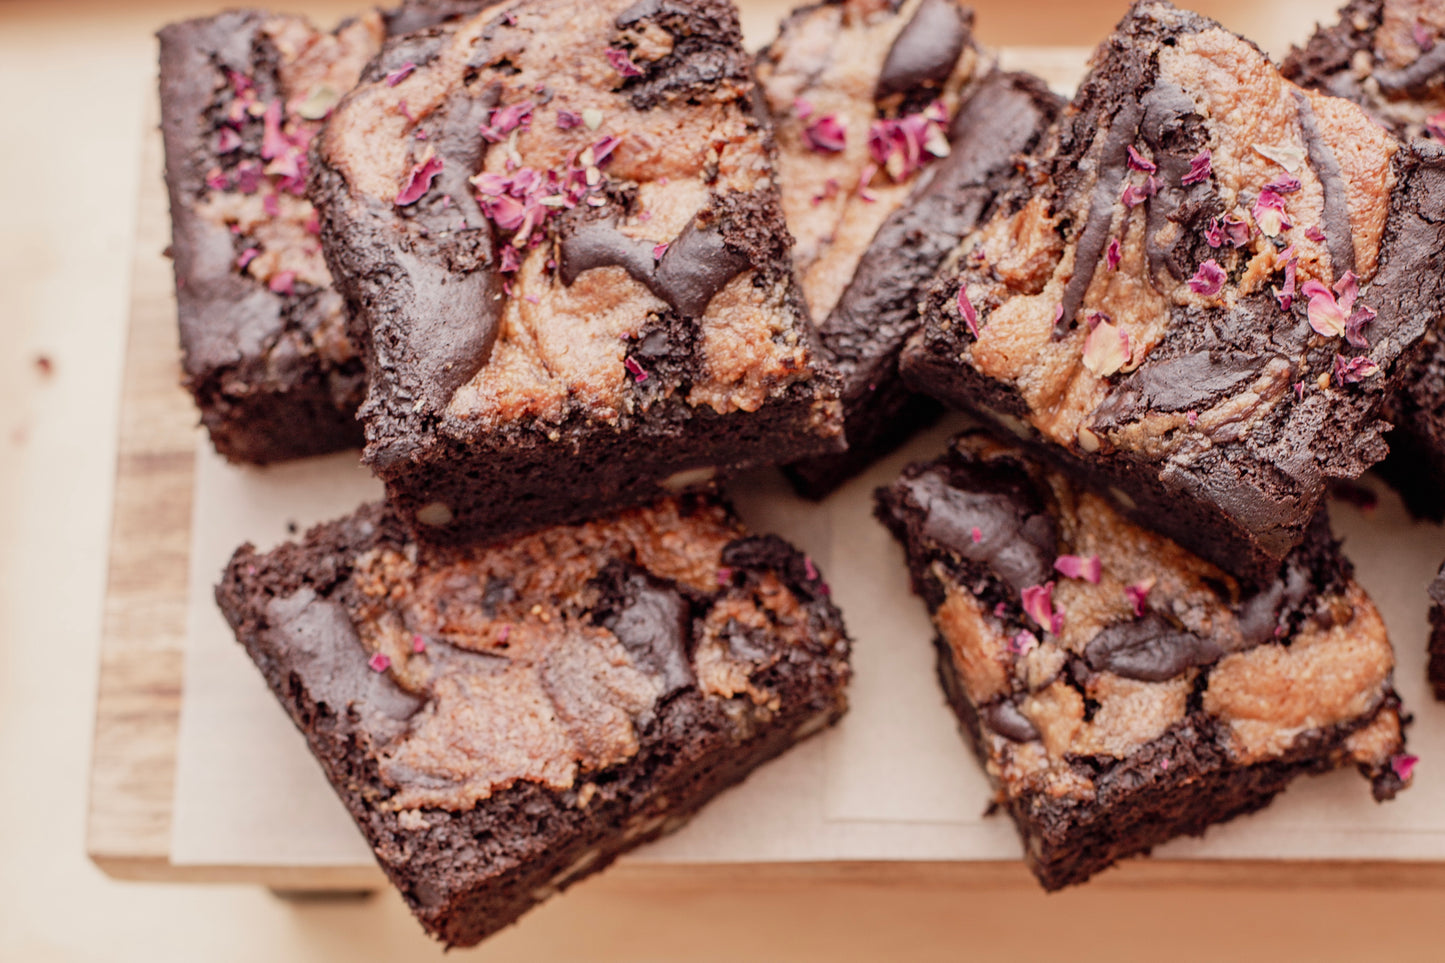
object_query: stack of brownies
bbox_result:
[159,0,1445,945]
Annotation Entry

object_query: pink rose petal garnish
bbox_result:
[717,567,733,585]
[1428,110,1445,142]
[1180,149,1212,186]
[385,62,416,87]
[794,97,815,122]
[1126,145,1156,173]
[236,247,259,270]
[1106,237,1122,271]
[481,100,534,143]
[1304,226,1327,243]
[1414,21,1436,53]
[1345,304,1376,348]
[1021,582,1060,634]
[396,155,444,206]
[1125,581,1150,616]
[1187,259,1225,297]
[214,127,242,154]
[803,114,847,153]
[260,99,287,161]
[368,652,391,672]
[1265,173,1302,194]
[624,356,649,383]
[1121,178,1154,208]
[497,624,512,644]
[970,526,983,543]
[411,634,427,654]
[651,242,669,263]
[500,245,522,273]
[606,48,644,78]
[957,285,980,338]
[1054,554,1102,583]
[1392,753,1419,781]
[1333,354,1379,385]
[1274,247,1297,312]
[1252,189,1291,237]
[811,177,840,206]
[1009,630,1039,655]
[1294,380,1306,401]
[1083,319,1131,376]
[268,270,295,296]
[1205,214,1251,249]
[1187,410,1199,426]
[556,109,582,129]
[857,163,878,202]
[1302,279,1347,337]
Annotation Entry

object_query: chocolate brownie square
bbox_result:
[757,0,1062,497]
[899,0,1445,582]
[311,0,843,544]
[158,4,486,464]
[1283,0,1445,520]
[876,431,1413,890]
[217,494,850,946]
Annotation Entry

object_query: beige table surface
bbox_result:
[5,0,1445,959]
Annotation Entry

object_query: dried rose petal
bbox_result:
[214,127,242,154]
[1428,110,1445,142]
[605,47,644,78]
[793,97,814,122]
[1021,582,1061,634]
[1294,380,1306,401]
[260,99,287,161]
[368,652,391,672]
[811,177,840,206]
[1121,176,1158,208]
[1083,319,1131,377]
[1333,354,1379,385]
[1125,581,1150,616]
[1187,259,1225,297]
[268,270,295,296]
[236,247,259,270]
[804,556,819,581]
[857,163,878,202]
[1392,753,1419,781]
[1345,304,1376,349]
[499,245,521,273]
[555,109,582,129]
[1009,630,1039,655]
[652,242,668,262]
[1126,145,1156,173]
[1106,237,1122,271]
[1414,21,1436,52]
[481,100,534,143]
[1302,279,1347,337]
[803,114,846,153]
[1304,225,1327,243]
[970,526,982,543]
[957,285,980,338]
[205,167,229,191]
[1054,554,1102,583]
[1181,149,1212,186]
[385,62,417,87]
[1274,247,1298,312]
[233,160,263,194]
[1187,410,1199,426]
[717,567,732,585]
[1265,173,1302,194]
[1252,189,1291,237]
[624,356,648,383]
[396,155,444,206]
[411,634,427,654]
[591,135,622,165]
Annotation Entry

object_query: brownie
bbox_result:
[875,431,1413,890]
[1429,563,1445,698]
[1283,0,1445,520]
[898,0,1445,583]
[310,0,843,544]
[757,0,1063,498]
[158,3,486,464]
[216,494,851,946]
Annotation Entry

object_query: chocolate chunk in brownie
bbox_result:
[756,0,1063,497]
[216,494,850,947]
[876,430,1413,890]
[158,4,487,464]
[898,0,1445,583]
[1284,0,1445,520]
[311,0,843,544]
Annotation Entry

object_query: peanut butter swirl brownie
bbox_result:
[217,494,851,946]
[758,0,1062,497]
[876,431,1413,890]
[311,0,842,544]
[1284,0,1445,520]
[158,4,484,463]
[901,0,1445,582]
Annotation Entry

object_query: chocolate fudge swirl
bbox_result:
[1294,90,1355,280]
[875,0,972,100]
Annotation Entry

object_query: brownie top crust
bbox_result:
[159,10,385,384]
[1283,0,1445,142]
[876,432,1411,806]
[314,0,835,449]
[913,0,1445,561]
[757,0,985,322]
[221,495,847,812]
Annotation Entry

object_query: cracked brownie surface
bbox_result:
[758,0,1062,497]
[900,0,1445,582]
[1285,0,1445,521]
[158,3,485,464]
[217,493,851,946]
[876,430,1412,889]
[312,0,842,543]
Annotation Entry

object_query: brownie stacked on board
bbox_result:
[176,0,856,948]
[878,0,1422,887]
[1282,0,1445,522]
[757,0,1062,496]
[901,0,1445,584]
